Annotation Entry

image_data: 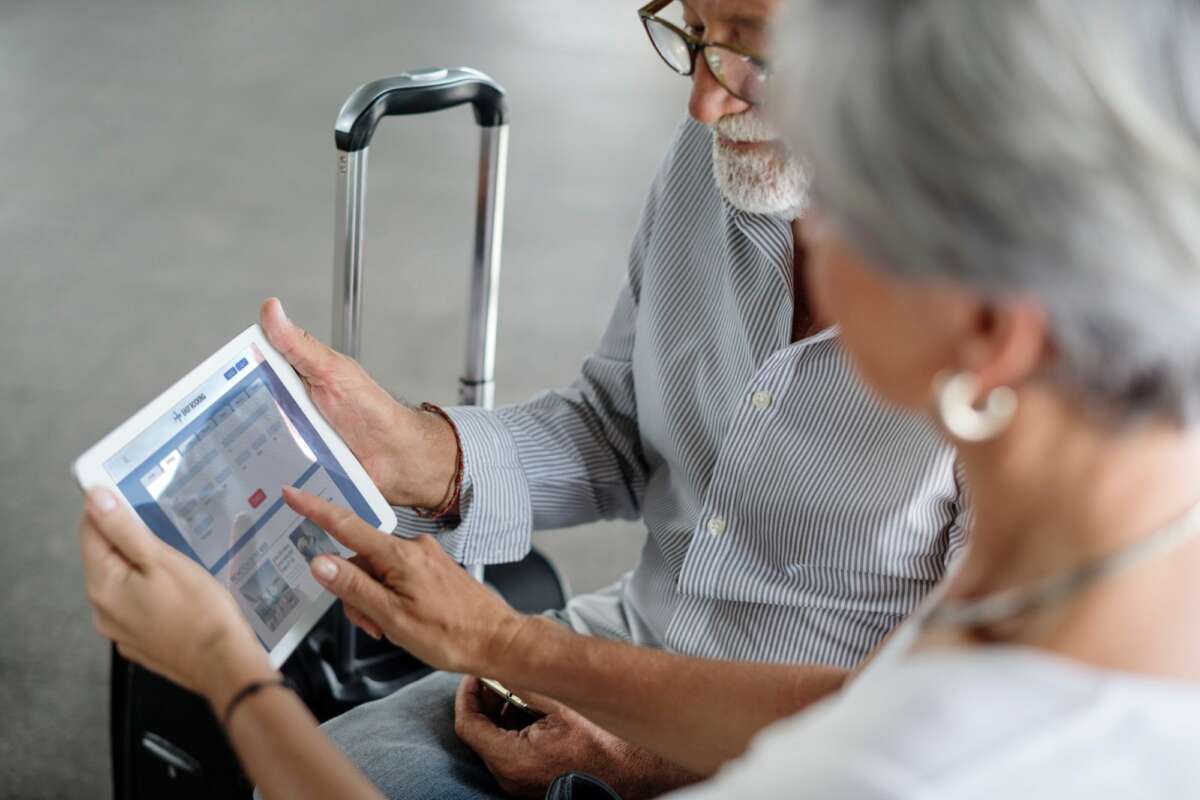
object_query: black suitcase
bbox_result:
[111,67,568,799]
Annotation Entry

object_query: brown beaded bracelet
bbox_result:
[412,402,464,521]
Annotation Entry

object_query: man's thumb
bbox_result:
[260,297,336,380]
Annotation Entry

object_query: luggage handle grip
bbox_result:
[335,67,507,152]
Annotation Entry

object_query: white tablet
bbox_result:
[73,324,397,668]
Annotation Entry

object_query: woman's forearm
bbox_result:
[206,656,382,800]
[224,689,381,800]
[492,616,848,775]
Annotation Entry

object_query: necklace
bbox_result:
[924,496,1200,632]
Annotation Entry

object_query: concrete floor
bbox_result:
[0,2,683,796]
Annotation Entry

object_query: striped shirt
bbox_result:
[398,117,966,669]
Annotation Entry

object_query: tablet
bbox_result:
[73,324,398,668]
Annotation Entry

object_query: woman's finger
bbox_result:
[85,489,157,570]
[80,516,136,612]
[80,515,121,576]
[282,488,390,558]
[91,607,122,641]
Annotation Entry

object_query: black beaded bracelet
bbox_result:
[221,676,291,729]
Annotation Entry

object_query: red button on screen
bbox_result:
[248,489,267,509]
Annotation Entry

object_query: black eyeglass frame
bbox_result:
[637,0,770,104]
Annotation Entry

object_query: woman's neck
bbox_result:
[943,387,1200,679]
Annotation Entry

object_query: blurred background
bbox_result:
[0,1,681,796]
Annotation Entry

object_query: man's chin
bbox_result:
[712,141,809,220]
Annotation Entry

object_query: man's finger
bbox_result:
[84,489,157,570]
[456,675,485,716]
[260,298,339,382]
[344,602,383,639]
[455,676,513,751]
[310,554,395,627]
[505,686,569,719]
[282,488,390,558]
[348,553,381,579]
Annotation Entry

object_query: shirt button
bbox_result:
[751,390,773,410]
[706,516,727,537]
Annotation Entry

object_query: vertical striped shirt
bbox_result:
[397,117,966,669]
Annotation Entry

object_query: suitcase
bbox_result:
[111,67,567,799]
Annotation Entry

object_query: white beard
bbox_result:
[711,110,809,221]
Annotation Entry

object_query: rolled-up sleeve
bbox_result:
[390,277,647,565]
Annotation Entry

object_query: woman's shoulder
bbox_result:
[679,647,1200,799]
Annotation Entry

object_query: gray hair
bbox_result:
[776,0,1200,425]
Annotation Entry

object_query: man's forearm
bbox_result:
[491,616,849,775]
[605,739,704,799]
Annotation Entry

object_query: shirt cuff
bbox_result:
[390,406,532,565]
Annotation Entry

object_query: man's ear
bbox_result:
[957,295,1050,396]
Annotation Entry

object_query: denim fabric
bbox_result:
[320,670,504,800]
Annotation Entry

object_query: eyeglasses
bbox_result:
[638,0,770,105]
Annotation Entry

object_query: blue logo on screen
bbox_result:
[172,393,207,423]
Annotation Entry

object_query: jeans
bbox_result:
[300,589,643,799]
[320,670,506,800]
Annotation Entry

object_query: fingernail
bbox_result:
[90,490,117,514]
[275,300,288,323]
[282,486,307,503]
[313,557,338,581]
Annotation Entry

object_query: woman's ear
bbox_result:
[958,296,1050,395]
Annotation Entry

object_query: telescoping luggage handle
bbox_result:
[332,67,508,410]
[333,68,507,589]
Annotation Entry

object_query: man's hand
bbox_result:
[260,298,457,509]
[454,677,700,799]
[283,487,525,674]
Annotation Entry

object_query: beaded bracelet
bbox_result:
[412,402,464,521]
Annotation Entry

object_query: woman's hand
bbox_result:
[80,489,274,711]
[282,487,527,676]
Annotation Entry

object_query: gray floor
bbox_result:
[0,2,683,796]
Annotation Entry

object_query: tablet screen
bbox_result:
[102,343,382,650]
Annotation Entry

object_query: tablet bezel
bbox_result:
[72,323,398,668]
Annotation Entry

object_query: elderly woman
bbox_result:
[80,0,1200,796]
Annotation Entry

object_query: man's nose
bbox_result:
[688,54,751,125]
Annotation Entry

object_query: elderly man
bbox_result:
[257,0,966,796]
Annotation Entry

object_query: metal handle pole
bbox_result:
[460,124,508,410]
[333,149,369,358]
